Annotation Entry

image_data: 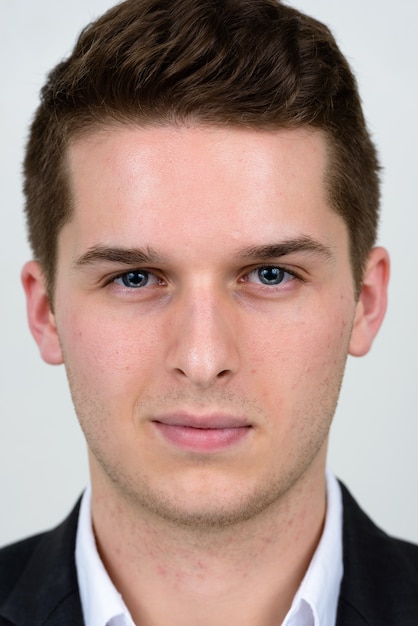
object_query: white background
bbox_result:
[1,0,417,547]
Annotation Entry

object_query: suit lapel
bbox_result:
[0,500,84,626]
[336,483,376,625]
[336,482,418,626]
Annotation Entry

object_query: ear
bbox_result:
[349,247,390,357]
[21,261,64,365]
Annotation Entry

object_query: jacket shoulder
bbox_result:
[337,482,418,625]
[0,531,52,603]
[0,500,84,626]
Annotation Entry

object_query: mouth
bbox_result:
[151,413,253,453]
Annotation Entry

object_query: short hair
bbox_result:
[24,0,380,298]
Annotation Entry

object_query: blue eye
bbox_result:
[247,266,294,286]
[114,270,154,288]
[258,267,285,285]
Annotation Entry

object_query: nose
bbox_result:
[166,287,240,389]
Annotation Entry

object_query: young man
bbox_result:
[1,0,417,624]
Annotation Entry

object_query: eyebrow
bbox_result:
[74,245,165,268]
[236,237,334,261]
[73,236,333,270]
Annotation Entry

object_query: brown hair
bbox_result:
[24,0,380,297]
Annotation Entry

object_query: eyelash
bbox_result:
[105,264,302,290]
[243,265,299,287]
[108,269,163,289]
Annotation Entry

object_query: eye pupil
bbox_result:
[122,271,148,288]
[258,267,284,285]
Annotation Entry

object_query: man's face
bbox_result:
[32,125,375,526]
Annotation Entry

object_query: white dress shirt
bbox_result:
[75,471,343,626]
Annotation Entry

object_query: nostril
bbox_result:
[217,370,230,378]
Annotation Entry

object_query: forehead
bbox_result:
[64,124,346,256]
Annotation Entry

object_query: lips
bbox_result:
[151,412,252,452]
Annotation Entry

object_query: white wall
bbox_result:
[1,0,417,547]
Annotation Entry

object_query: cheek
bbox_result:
[246,303,353,400]
[56,306,162,391]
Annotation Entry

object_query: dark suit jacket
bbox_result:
[1,483,418,625]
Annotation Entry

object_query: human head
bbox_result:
[23,0,380,299]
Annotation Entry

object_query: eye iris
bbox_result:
[122,271,148,288]
[258,267,284,285]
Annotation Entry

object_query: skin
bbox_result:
[23,125,389,624]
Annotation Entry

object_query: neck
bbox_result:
[90,461,327,626]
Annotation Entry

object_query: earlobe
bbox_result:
[21,261,64,365]
[349,247,390,357]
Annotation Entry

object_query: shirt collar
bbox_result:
[75,485,135,626]
[76,470,343,626]
[282,470,343,626]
